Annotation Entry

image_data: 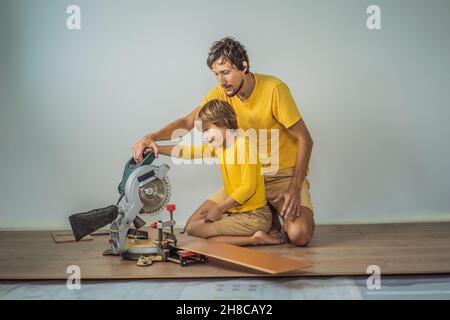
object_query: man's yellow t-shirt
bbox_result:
[197,73,308,175]
[179,135,267,213]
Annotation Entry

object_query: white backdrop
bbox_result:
[1,0,449,229]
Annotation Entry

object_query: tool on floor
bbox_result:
[149,204,207,267]
[137,254,163,266]
[69,151,170,252]
[68,151,206,266]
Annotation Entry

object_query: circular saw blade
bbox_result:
[138,176,171,215]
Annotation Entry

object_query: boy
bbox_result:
[155,99,282,246]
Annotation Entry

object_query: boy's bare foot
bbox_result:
[252,230,283,245]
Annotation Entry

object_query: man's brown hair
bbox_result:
[207,37,250,74]
[198,99,238,130]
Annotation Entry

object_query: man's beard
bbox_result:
[225,79,245,97]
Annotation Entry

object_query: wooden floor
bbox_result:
[1,222,450,280]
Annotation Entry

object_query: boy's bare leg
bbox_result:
[209,231,283,246]
[180,200,218,233]
[186,219,283,246]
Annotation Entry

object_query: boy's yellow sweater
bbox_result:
[180,135,267,213]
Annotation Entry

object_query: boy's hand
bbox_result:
[204,204,223,223]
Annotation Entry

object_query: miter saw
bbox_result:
[69,151,172,258]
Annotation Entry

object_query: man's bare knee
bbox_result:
[289,228,313,247]
[287,219,314,247]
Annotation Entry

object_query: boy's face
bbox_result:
[203,123,226,148]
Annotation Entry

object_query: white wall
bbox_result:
[1,0,449,229]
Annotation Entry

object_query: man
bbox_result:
[133,37,314,246]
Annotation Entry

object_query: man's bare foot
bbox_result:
[251,230,283,245]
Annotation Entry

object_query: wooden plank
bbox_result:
[51,229,109,243]
[176,239,312,274]
[52,232,93,243]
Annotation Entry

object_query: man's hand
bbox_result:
[273,184,301,221]
[132,134,159,163]
[203,204,224,223]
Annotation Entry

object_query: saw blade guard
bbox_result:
[118,151,156,195]
[109,162,171,255]
[138,175,171,215]
[123,164,171,216]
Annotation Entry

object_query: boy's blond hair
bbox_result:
[198,99,238,130]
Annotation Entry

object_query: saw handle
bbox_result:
[118,151,156,194]
[128,150,155,169]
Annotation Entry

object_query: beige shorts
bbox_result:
[209,168,314,218]
[212,205,273,236]
[264,168,314,215]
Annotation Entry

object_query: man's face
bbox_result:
[211,58,246,97]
